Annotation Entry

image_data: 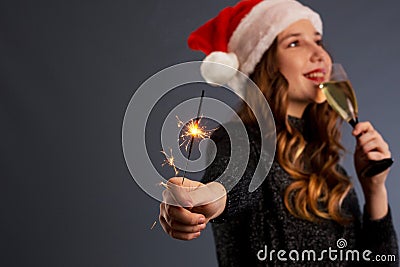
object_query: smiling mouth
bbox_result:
[304,69,326,83]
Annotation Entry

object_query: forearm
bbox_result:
[363,184,388,220]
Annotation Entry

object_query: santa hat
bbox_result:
[188,0,322,92]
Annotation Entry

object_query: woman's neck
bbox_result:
[287,104,306,118]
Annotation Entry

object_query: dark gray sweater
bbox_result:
[201,117,398,266]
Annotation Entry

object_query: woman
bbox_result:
[159,0,398,266]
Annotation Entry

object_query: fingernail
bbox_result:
[199,223,206,230]
[198,217,205,224]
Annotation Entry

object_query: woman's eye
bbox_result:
[316,39,323,46]
[288,41,299,48]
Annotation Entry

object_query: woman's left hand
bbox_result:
[352,121,392,220]
[352,121,392,193]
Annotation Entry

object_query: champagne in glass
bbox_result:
[319,63,393,177]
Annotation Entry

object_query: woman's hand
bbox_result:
[159,177,227,240]
[352,121,391,219]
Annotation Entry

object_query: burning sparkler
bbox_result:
[152,90,215,229]
[179,90,205,184]
[159,90,210,184]
[176,116,213,152]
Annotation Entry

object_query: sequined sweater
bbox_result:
[201,117,398,267]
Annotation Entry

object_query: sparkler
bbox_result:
[176,116,213,151]
[180,90,205,184]
[152,90,214,229]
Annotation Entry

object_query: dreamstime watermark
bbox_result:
[257,238,396,263]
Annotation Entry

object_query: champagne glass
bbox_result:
[319,63,393,177]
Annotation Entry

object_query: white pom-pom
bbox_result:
[200,52,239,86]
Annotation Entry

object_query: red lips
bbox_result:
[304,68,326,83]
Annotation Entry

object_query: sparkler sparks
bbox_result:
[150,181,170,230]
[159,116,216,179]
[158,181,169,189]
[150,220,157,230]
[160,148,179,176]
[152,90,211,230]
[176,116,213,151]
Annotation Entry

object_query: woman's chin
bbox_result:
[315,98,327,104]
[313,94,327,104]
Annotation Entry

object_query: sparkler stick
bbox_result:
[181,90,205,184]
[151,90,208,229]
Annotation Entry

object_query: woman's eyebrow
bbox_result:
[279,33,301,44]
[279,32,321,44]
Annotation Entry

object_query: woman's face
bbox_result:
[276,19,332,117]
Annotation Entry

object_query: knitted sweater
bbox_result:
[201,116,398,267]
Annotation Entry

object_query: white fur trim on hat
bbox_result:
[200,51,239,86]
[228,0,322,89]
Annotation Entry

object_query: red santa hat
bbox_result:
[188,0,322,92]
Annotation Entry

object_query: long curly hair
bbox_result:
[238,39,353,224]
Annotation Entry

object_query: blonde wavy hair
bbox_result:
[239,39,353,224]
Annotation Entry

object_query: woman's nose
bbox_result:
[310,45,326,63]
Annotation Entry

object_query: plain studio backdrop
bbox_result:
[1,0,399,266]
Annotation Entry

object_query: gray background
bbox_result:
[1,0,399,266]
